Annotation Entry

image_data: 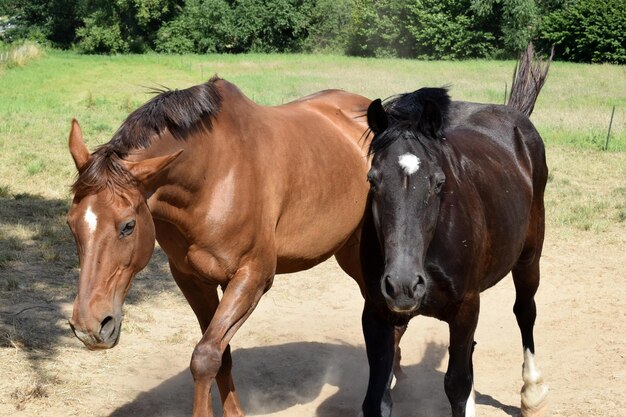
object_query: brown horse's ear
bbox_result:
[124,150,183,186]
[69,119,90,171]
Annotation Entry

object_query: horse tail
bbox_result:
[507,43,554,117]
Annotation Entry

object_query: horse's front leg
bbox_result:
[168,262,243,417]
[361,302,395,417]
[445,293,479,417]
[190,263,272,417]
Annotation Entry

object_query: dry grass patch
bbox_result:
[9,374,64,411]
[10,380,49,410]
[165,329,190,344]
[545,147,626,238]
[0,42,43,69]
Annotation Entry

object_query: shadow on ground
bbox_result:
[0,193,176,374]
[1,195,519,417]
[109,341,518,417]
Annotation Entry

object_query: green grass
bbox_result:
[0,51,624,239]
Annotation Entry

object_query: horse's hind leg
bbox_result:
[512,256,549,417]
[392,324,408,382]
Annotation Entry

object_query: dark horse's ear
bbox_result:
[367,99,388,135]
[418,100,444,139]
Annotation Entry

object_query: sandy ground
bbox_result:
[1,230,624,417]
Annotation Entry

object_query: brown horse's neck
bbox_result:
[136,129,220,225]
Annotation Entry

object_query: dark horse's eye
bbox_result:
[434,176,445,194]
[119,219,136,237]
[367,174,378,191]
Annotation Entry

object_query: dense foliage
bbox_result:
[1,0,624,62]
[156,0,311,53]
[538,0,626,64]
[407,0,499,59]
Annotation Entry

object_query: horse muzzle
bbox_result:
[69,315,122,350]
[380,270,427,315]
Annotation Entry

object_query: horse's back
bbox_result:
[447,101,547,187]
[449,101,544,150]
[430,101,547,294]
[280,89,371,138]
[215,85,372,273]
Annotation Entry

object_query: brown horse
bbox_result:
[66,77,374,417]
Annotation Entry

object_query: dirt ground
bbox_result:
[1,228,624,417]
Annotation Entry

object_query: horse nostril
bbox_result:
[99,316,116,341]
[68,319,78,337]
[415,275,426,290]
[384,275,396,298]
[408,275,425,299]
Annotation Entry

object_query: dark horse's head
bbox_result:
[365,88,450,315]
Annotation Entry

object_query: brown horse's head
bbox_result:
[66,120,180,349]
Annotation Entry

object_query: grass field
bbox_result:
[1,50,624,224]
[0,51,625,414]
[0,50,624,272]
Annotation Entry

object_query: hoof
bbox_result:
[393,365,408,381]
[521,381,549,417]
[520,349,549,417]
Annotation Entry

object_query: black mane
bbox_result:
[72,76,223,196]
[369,87,451,155]
[109,75,223,154]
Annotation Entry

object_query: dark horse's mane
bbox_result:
[72,76,223,197]
[369,87,451,156]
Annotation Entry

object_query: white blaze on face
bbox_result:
[465,384,476,417]
[84,206,98,234]
[398,153,421,175]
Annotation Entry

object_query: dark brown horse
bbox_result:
[66,77,375,417]
[359,50,551,417]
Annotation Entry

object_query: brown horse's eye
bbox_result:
[119,219,136,237]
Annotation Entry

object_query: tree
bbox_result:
[407,0,498,60]
[471,0,539,55]
[158,0,313,54]
[538,0,626,64]
[76,0,183,53]
[231,0,311,53]
[347,0,413,57]
[303,0,352,53]
[0,0,81,46]
[156,0,233,53]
